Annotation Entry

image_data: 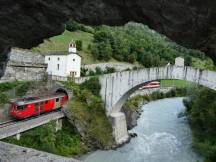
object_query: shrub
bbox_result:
[104,67,116,74]
[16,82,32,96]
[81,67,88,77]
[0,93,9,105]
[0,81,20,92]
[88,70,95,76]
[91,42,112,61]
[95,67,103,75]
[80,77,101,96]
[66,19,81,32]
[75,40,83,51]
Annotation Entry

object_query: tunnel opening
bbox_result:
[55,88,69,99]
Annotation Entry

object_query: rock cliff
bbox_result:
[0,0,216,61]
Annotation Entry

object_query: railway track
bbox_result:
[0,120,16,129]
[0,109,63,129]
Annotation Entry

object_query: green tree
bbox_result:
[66,19,81,32]
[91,42,112,61]
[95,67,103,75]
[75,40,83,51]
[185,56,192,66]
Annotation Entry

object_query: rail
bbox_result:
[0,111,65,139]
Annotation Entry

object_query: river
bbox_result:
[83,97,203,162]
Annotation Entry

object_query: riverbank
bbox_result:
[83,97,202,162]
[122,87,187,129]
[184,86,216,162]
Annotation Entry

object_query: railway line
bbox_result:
[0,109,62,129]
[0,111,65,140]
[0,120,15,129]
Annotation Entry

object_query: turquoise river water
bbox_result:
[83,97,203,162]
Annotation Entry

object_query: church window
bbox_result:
[57,64,59,70]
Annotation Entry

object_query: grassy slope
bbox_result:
[161,80,189,88]
[31,30,96,64]
[30,30,124,65]
[31,30,93,53]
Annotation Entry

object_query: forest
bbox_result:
[65,20,215,69]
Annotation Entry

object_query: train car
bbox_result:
[139,81,160,90]
[9,93,68,119]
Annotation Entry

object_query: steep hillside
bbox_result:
[30,22,215,70]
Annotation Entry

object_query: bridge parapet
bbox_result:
[99,65,216,115]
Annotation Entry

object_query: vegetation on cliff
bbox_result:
[0,81,34,106]
[64,77,114,148]
[184,86,216,162]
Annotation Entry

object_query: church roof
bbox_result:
[46,51,81,57]
[46,51,68,56]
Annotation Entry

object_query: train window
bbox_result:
[56,98,59,102]
[40,102,44,105]
[17,105,26,110]
[45,101,48,104]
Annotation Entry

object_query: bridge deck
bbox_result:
[0,111,65,140]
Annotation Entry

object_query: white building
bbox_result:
[45,42,81,78]
[175,57,185,67]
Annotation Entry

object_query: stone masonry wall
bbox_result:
[82,62,136,73]
[0,49,47,82]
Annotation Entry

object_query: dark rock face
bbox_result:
[122,106,139,130]
[0,0,216,61]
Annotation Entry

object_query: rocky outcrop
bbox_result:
[0,0,216,62]
[122,105,141,130]
[0,49,47,81]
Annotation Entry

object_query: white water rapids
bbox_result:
[83,98,203,162]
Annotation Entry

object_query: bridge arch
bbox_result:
[99,65,216,115]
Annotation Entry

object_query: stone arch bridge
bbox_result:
[76,65,216,144]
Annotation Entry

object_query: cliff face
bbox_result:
[0,0,216,62]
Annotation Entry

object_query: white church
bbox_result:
[45,41,81,78]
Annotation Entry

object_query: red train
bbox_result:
[10,93,68,119]
[139,81,161,90]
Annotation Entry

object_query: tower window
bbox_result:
[57,64,60,70]
[48,57,50,61]
[58,57,60,61]
[73,59,75,61]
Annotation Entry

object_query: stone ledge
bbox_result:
[8,61,47,68]
[0,141,81,162]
